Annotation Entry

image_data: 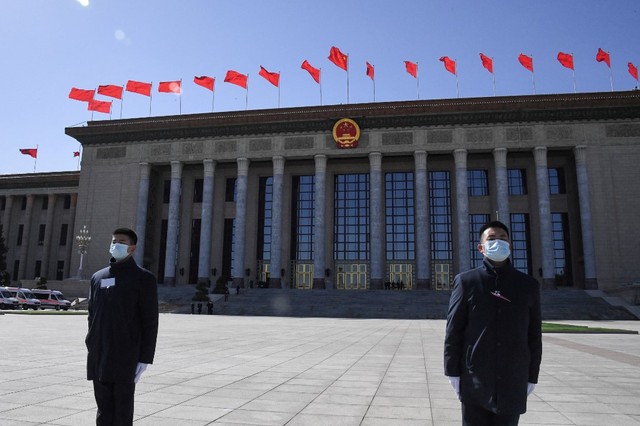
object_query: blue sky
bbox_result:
[2,0,639,175]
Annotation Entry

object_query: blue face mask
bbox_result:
[109,243,130,261]
[483,239,511,262]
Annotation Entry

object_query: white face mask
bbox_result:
[109,243,130,261]
[483,239,511,262]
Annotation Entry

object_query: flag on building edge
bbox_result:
[366,62,374,80]
[88,99,112,114]
[404,61,418,78]
[518,53,534,72]
[97,85,123,99]
[480,53,493,74]
[158,81,182,94]
[557,52,574,70]
[596,48,611,67]
[19,148,38,158]
[224,70,248,89]
[440,56,456,75]
[328,46,348,71]
[73,151,80,157]
[629,63,639,81]
[194,76,215,91]
[68,88,94,102]
[259,66,280,87]
[301,60,320,83]
[126,80,152,96]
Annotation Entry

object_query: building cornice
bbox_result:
[65,91,640,145]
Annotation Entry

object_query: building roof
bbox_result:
[0,171,79,190]
[66,91,640,145]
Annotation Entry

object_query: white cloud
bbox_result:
[76,0,89,7]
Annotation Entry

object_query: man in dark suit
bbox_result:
[86,228,159,425]
[444,220,542,425]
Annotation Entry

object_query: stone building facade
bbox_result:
[2,91,639,292]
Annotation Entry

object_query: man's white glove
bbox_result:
[134,363,148,383]
[527,382,535,396]
[448,376,460,397]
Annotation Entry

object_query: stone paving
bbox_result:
[1,313,639,425]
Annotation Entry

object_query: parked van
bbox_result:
[30,289,71,311]
[0,287,20,310]
[5,287,41,310]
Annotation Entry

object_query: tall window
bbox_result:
[17,224,24,246]
[193,179,204,203]
[59,224,68,246]
[552,213,571,284]
[63,194,71,209]
[222,219,235,280]
[508,169,527,195]
[291,176,314,261]
[38,224,46,245]
[468,170,489,196]
[334,174,369,260]
[163,180,171,204]
[429,171,452,261]
[548,168,566,194]
[42,196,48,210]
[469,214,491,268]
[225,178,237,202]
[257,177,273,261]
[385,172,415,260]
[510,213,531,275]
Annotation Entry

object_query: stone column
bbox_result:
[574,145,598,289]
[369,152,384,289]
[313,154,327,289]
[414,151,430,290]
[269,156,286,289]
[41,194,56,278]
[534,147,555,289]
[134,162,150,266]
[454,149,471,273]
[18,195,34,280]
[232,158,249,289]
[493,148,510,227]
[163,161,182,286]
[65,194,77,279]
[198,159,216,284]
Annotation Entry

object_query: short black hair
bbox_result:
[479,221,510,239]
[112,227,138,245]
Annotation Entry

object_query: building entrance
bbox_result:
[336,263,369,290]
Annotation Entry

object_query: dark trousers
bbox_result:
[462,403,520,426]
[93,381,135,426]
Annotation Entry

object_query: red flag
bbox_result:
[19,148,37,158]
[404,61,418,78]
[97,85,123,99]
[518,53,534,72]
[68,87,94,102]
[194,76,215,91]
[88,99,112,114]
[439,56,456,75]
[73,151,80,157]
[259,66,280,87]
[596,48,611,67]
[480,53,493,74]
[628,62,639,81]
[557,52,574,70]
[301,60,320,83]
[158,80,182,94]
[366,62,374,80]
[224,70,248,88]
[328,46,348,71]
[126,80,152,96]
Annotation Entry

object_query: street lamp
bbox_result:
[75,225,91,279]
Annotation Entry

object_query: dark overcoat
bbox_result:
[86,256,159,383]
[444,260,542,415]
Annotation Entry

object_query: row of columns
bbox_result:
[2,193,77,281]
[135,145,597,289]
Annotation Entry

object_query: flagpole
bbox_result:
[373,77,376,103]
[531,57,536,95]
[609,52,614,91]
[34,144,38,173]
[149,81,153,117]
[77,144,81,170]
[278,71,281,108]
[319,68,323,106]
[492,57,496,96]
[179,79,182,115]
[417,62,420,100]
[455,65,460,98]
[346,53,350,104]
[246,74,249,110]
[212,86,215,112]
[120,85,124,119]
[572,68,577,93]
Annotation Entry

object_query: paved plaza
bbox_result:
[1,313,639,425]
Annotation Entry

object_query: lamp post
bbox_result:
[75,225,91,279]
